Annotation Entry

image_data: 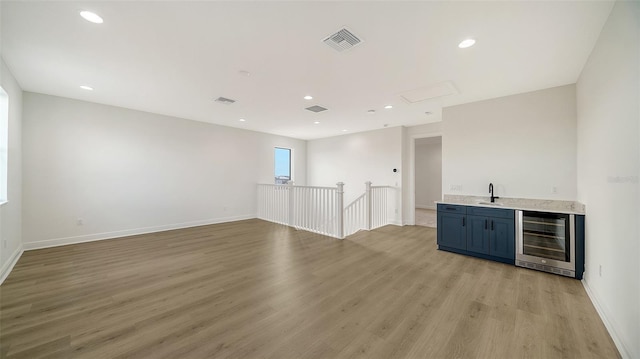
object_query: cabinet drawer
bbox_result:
[437,203,467,214]
[467,206,514,219]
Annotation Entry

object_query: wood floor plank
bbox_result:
[0,219,620,358]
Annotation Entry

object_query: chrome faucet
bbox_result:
[489,183,500,203]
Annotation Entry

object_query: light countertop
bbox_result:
[436,195,585,215]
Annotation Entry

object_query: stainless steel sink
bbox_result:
[476,201,504,206]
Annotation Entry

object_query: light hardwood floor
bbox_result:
[415,208,437,228]
[0,219,619,358]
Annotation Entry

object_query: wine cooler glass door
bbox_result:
[522,212,570,262]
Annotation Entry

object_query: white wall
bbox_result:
[415,138,442,209]
[442,85,577,200]
[22,92,306,248]
[306,126,403,224]
[576,2,639,358]
[0,58,23,282]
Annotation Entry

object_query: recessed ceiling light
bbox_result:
[80,85,93,91]
[342,129,348,132]
[238,70,251,77]
[314,121,320,125]
[384,105,393,109]
[80,11,103,24]
[458,39,476,48]
[367,109,376,114]
[425,111,433,115]
[304,95,313,100]
[239,118,246,122]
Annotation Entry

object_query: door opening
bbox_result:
[414,136,442,228]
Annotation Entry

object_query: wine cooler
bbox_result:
[515,210,576,278]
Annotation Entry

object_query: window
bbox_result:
[274,147,291,184]
[0,86,8,204]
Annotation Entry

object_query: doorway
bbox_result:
[414,136,442,228]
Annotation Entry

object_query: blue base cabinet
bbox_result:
[466,215,490,255]
[437,204,515,265]
[436,205,467,250]
[489,217,515,260]
[437,204,585,279]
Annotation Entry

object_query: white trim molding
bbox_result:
[23,214,256,251]
[1,245,24,285]
[582,278,632,359]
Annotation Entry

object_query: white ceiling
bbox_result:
[1,1,613,140]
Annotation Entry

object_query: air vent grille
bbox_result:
[214,97,236,105]
[323,28,362,52]
[305,105,328,113]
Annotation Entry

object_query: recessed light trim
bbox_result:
[238,118,246,122]
[367,109,376,114]
[80,11,103,24]
[384,105,393,109]
[80,85,94,91]
[314,121,320,125]
[342,129,348,132]
[304,95,313,100]
[425,111,433,115]
[458,38,476,48]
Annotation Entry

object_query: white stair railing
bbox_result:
[370,185,392,230]
[257,181,393,239]
[257,184,290,225]
[257,182,344,238]
[289,183,343,237]
[343,193,366,237]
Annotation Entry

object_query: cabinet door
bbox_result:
[437,212,466,250]
[490,217,515,260]
[466,215,490,255]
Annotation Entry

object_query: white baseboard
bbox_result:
[23,214,256,251]
[1,246,24,285]
[582,278,632,359]
[416,204,436,210]
[388,219,403,226]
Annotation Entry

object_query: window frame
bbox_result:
[274,147,292,185]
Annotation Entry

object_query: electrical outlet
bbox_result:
[552,186,558,194]
[394,208,398,214]
[449,184,462,192]
[77,218,84,226]
[599,265,602,277]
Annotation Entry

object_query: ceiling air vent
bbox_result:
[214,96,236,105]
[323,27,362,52]
[305,105,328,113]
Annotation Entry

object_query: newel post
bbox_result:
[287,181,295,227]
[365,181,372,230]
[336,182,345,239]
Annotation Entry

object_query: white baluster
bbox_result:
[336,182,344,239]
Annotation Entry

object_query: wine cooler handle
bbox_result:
[462,217,466,226]
[491,220,494,230]
[485,219,488,229]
